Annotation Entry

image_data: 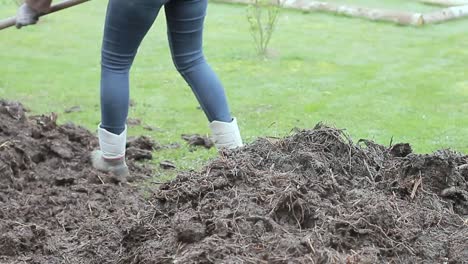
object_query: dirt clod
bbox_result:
[160,160,176,169]
[64,105,81,113]
[390,142,412,157]
[182,133,214,149]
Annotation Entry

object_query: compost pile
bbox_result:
[1,100,467,263]
[0,100,153,264]
[123,127,468,263]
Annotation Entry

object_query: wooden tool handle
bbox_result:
[0,0,90,30]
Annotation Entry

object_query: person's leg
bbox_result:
[100,0,163,134]
[93,0,163,178]
[165,0,242,149]
[164,0,231,123]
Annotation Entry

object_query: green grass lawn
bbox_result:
[1,0,467,179]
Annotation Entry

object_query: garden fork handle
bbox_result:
[0,0,90,30]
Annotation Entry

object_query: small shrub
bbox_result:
[246,0,281,58]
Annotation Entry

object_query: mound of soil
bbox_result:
[123,127,468,263]
[1,99,467,263]
[0,100,153,263]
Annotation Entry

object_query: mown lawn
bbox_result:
[1,0,467,180]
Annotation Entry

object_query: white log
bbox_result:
[215,0,423,25]
[419,0,468,6]
[213,0,468,26]
[422,5,468,23]
[282,0,423,25]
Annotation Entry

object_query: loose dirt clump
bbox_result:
[182,134,214,149]
[1,99,467,264]
[122,125,468,263]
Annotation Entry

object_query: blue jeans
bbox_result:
[100,0,232,134]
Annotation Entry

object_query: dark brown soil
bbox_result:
[182,134,214,149]
[0,100,153,263]
[121,127,468,264]
[1,100,467,263]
